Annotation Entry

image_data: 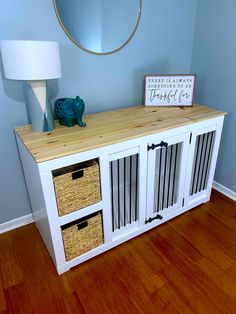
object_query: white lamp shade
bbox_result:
[0,40,62,80]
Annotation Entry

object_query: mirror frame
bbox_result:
[53,0,142,55]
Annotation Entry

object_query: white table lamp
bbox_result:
[0,40,62,132]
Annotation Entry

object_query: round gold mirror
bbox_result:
[53,0,142,55]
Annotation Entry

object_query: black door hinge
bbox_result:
[189,133,192,144]
[148,141,168,151]
[182,198,185,207]
[145,213,163,224]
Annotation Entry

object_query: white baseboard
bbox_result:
[0,213,34,234]
[213,180,236,202]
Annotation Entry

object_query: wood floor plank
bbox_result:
[185,207,236,264]
[204,203,236,233]
[149,229,234,313]
[151,284,195,314]
[0,234,23,289]
[0,284,6,313]
[61,292,86,314]
[197,257,236,299]
[4,282,32,314]
[169,207,236,271]
[126,235,170,272]
[158,263,219,314]
[73,244,163,313]
[149,222,204,263]
[0,191,236,313]
[211,189,236,208]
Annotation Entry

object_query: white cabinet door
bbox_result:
[108,147,142,239]
[184,119,224,208]
[146,133,190,222]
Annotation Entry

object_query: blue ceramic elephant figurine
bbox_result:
[54,96,86,127]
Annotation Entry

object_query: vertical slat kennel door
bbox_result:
[153,143,181,213]
[110,153,139,234]
[184,119,224,209]
[146,133,189,222]
[189,130,216,196]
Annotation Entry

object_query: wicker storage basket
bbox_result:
[61,212,103,261]
[53,160,101,216]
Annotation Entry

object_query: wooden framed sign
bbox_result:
[145,74,196,107]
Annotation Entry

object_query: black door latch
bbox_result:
[148,141,168,151]
[145,214,163,224]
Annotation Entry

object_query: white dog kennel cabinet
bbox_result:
[15,104,225,274]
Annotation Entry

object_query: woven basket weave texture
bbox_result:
[53,160,101,216]
[62,212,103,261]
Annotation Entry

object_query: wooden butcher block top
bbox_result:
[15,104,226,163]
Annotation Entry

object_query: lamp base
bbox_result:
[26,80,55,132]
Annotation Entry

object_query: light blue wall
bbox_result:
[0,0,197,224]
[191,0,236,193]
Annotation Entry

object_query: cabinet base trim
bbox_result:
[0,213,34,234]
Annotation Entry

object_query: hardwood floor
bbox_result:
[1,190,236,313]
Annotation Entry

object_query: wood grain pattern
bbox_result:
[0,190,236,313]
[15,104,226,163]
